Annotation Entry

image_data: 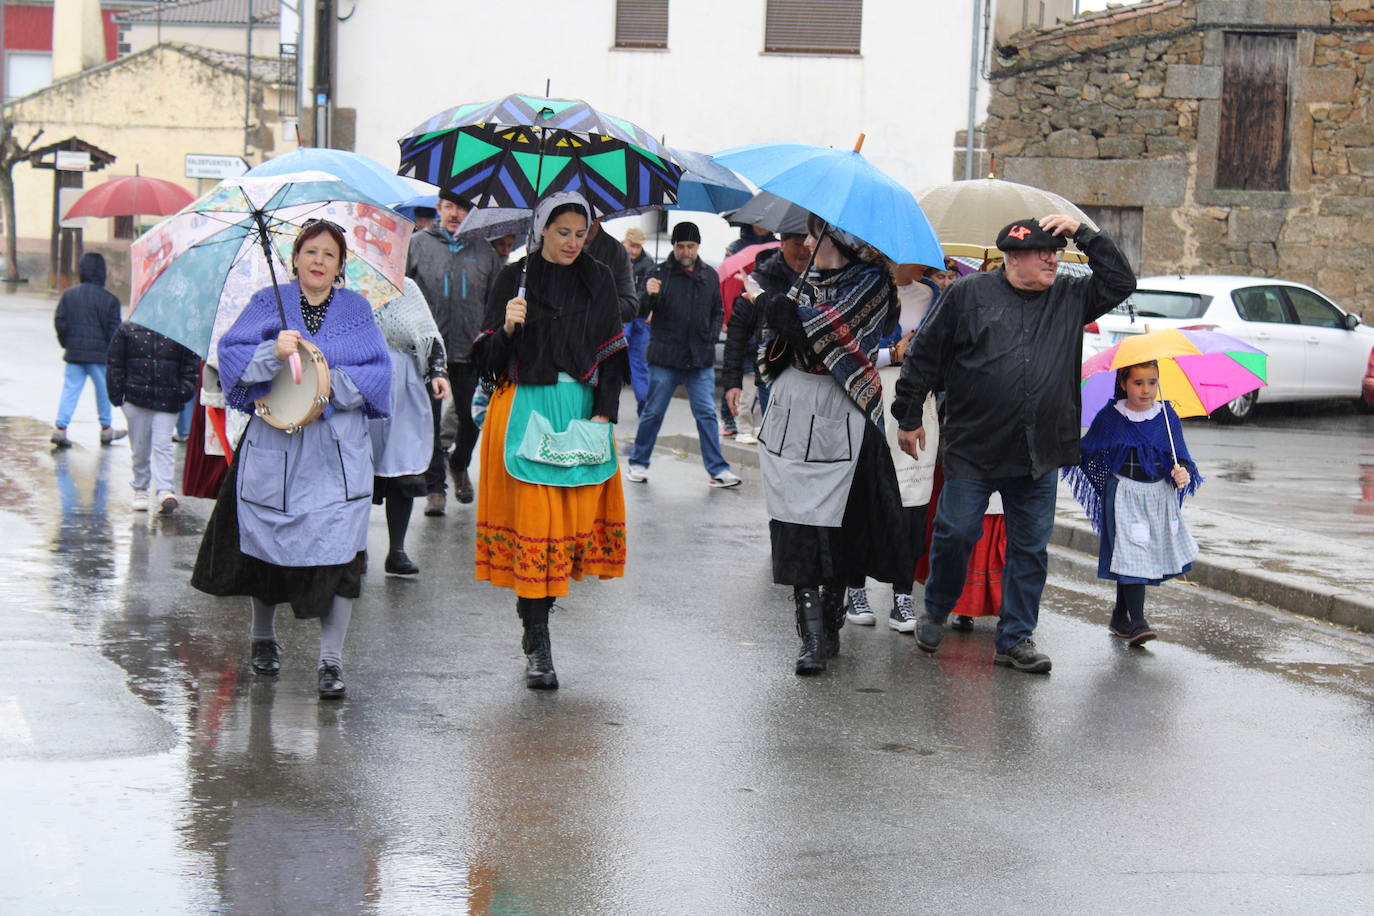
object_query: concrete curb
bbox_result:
[642,431,1374,635]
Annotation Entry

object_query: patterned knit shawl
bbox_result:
[219,282,391,420]
[374,278,444,376]
[792,260,897,428]
[1062,399,1203,533]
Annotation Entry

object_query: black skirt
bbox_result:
[769,422,909,587]
[371,473,427,504]
[190,447,364,619]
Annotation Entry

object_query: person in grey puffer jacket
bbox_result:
[52,252,125,448]
[106,322,199,512]
[405,189,503,514]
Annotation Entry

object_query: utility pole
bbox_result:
[312,0,334,147]
[244,0,252,156]
[964,0,981,180]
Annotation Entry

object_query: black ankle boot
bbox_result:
[517,597,559,690]
[820,585,846,658]
[384,550,419,575]
[794,588,826,675]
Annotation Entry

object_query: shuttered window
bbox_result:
[1216,32,1294,191]
[615,0,669,49]
[765,0,862,56]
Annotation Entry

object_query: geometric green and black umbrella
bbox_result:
[396,93,683,219]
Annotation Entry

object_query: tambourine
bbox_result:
[254,339,331,433]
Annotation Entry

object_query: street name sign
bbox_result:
[185,154,249,180]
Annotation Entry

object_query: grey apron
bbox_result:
[757,369,866,527]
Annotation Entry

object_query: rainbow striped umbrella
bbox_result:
[1080,328,1268,425]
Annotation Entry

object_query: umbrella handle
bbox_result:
[289,351,303,385]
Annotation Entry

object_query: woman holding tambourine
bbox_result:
[470,191,629,691]
[192,220,390,700]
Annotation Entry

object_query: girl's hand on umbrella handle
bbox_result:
[504,297,527,336]
[1172,464,1190,488]
[274,330,300,361]
[741,273,763,300]
[891,330,915,366]
[646,277,662,296]
[430,376,451,400]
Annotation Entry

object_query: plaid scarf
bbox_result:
[792,260,897,428]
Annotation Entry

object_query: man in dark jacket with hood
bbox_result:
[406,190,503,514]
[626,222,740,488]
[892,215,1136,675]
[107,322,199,512]
[52,252,125,448]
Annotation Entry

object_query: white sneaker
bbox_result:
[708,469,741,488]
[131,490,149,512]
[735,432,758,445]
[844,587,877,625]
[625,465,648,483]
[889,593,917,633]
[157,491,178,514]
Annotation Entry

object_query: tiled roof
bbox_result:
[175,42,295,85]
[116,0,280,26]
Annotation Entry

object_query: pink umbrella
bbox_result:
[64,174,194,220]
[718,241,780,324]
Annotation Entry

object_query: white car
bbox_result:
[1083,275,1374,423]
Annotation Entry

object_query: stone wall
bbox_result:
[981,0,1374,319]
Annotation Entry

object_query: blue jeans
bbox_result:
[629,364,730,476]
[55,362,112,429]
[623,318,650,414]
[923,471,1058,651]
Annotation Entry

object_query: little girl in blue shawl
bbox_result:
[1063,360,1202,646]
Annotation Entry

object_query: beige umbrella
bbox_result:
[913,178,1097,264]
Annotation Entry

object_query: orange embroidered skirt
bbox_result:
[475,383,627,598]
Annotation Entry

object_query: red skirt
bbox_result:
[914,467,1006,618]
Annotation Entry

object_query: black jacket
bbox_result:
[628,248,654,293]
[405,226,503,363]
[583,229,639,323]
[54,253,121,363]
[720,248,799,390]
[639,257,723,370]
[106,322,200,413]
[892,226,1136,479]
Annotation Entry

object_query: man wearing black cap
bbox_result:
[892,214,1135,673]
[627,221,740,488]
[406,190,504,515]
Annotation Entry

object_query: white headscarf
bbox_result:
[530,191,591,252]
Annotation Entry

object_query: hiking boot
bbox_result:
[1127,624,1158,647]
[993,639,1053,674]
[794,588,825,676]
[424,493,445,516]
[889,593,917,633]
[915,614,945,653]
[100,426,127,445]
[844,587,877,626]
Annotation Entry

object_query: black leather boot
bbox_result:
[794,588,826,676]
[517,597,559,690]
[820,584,846,658]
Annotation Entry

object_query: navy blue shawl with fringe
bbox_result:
[1062,400,1202,533]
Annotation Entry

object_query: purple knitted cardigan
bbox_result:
[218,282,391,420]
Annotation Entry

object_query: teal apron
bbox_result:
[504,373,617,487]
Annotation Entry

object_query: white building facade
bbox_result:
[320,0,995,258]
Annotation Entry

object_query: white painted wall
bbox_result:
[326,0,991,263]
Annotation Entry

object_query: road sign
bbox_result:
[185,154,249,180]
[55,151,91,171]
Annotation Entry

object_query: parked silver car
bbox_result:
[1084,275,1374,423]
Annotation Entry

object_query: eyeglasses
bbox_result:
[302,217,343,232]
[1031,249,1060,262]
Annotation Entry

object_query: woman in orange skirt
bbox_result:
[470,192,629,690]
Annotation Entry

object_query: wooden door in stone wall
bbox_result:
[1217,32,1295,191]
[1080,205,1142,275]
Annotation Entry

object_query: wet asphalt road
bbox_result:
[2,292,1374,913]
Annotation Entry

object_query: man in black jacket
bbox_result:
[892,215,1136,674]
[721,233,809,441]
[52,252,125,448]
[626,222,740,488]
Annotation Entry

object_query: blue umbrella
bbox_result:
[667,147,753,214]
[246,148,417,206]
[395,194,438,220]
[709,139,944,266]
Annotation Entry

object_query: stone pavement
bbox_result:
[627,386,1374,634]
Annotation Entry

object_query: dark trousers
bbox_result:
[923,470,1057,651]
[426,362,481,495]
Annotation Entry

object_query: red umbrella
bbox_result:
[64,175,195,220]
[718,241,780,324]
